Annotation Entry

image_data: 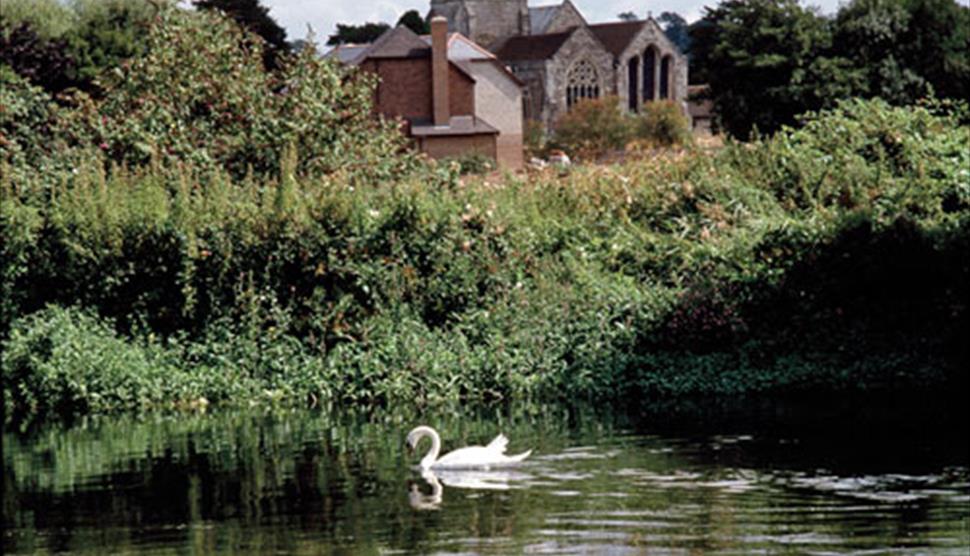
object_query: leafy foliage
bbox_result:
[1,0,154,95]
[551,96,632,161]
[0,19,77,93]
[691,0,860,138]
[3,97,967,422]
[691,0,969,137]
[194,0,290,69]
[635,100,692,147]
[0,5,416,191]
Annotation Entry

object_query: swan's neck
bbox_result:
[418,427,441,469]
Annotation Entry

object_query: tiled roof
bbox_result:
[588,20,646,58]
[359,25,430,60]
[490,30,573,61]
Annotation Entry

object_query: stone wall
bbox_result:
[431,0,528,48]
[542,0,586,34]
[544,26,616,129]
[614,19,689,118]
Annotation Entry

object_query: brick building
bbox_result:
[328,17,524,169]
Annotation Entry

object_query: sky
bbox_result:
[262,0,849,43]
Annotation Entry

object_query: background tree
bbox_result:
[617,11,639,21]
[194,0,289,69]
[833,0,969,103]
[67,0,154,94]
[692,0,859,138]
[397,9,429,34]
[687,18,716,83]
[327,22,390,45]
[0,19,76,93]
[1,0,154,95]
[657,12,690,53]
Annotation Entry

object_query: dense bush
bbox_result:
[635,100,692,147]
[0,5,416,194]
[551,96,632,161]
[3,96,967,422]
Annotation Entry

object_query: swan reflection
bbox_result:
[409,469,529,510]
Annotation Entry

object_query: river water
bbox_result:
[3,394,968,554]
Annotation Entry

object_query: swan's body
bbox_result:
[406,426,532,470]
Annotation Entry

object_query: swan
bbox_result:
[405,426,532,470]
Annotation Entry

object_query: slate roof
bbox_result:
[360,25,430,59]
[588,20,646,58]
[419,32,495,60]
[490,30,573,61]
[528,5,560,35]
[325,43,371,64]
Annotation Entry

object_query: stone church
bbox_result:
[428,0,689,129]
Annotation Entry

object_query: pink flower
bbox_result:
[99,142,108,150]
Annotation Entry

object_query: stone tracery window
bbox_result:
[566,59,600,109]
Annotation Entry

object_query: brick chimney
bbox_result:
[431,15,450,126]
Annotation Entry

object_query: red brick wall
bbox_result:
[448,65,475,117]
[419,134,496,160]
[360,59,475,122]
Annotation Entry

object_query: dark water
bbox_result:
[3,395,969,554]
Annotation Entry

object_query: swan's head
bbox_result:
[406,426,433,453]
[405,428,421,453]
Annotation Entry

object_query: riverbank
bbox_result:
[3,98,967,424]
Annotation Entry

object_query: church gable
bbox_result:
[545,25,615,116]
[539,0,587,35]
[623,18,685,62]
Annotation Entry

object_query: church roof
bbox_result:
[528,5,560,35]
[490,30,573,61]
[588,20,647,58]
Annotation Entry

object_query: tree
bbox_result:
[0,19,76,93]
[397,10,429,34]
[695,0,859,138]
[657,12,690,53]
[901,0,970,101]
[327,22,390,45]
[194,0,289,69]
[833,0,969,103]
[66,0,154,93]
[618,11,639,21]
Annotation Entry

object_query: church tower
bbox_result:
[429,0,530,48]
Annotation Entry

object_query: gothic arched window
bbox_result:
[566,59,600,109]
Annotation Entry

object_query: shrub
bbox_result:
[636,100,692,147]
[551,96,632,161]
[442,153,495,175]
[523,119,547,159]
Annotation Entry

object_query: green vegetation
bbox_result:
[689,0,970,137]
[550,98,693,161]
[1,5,967,424]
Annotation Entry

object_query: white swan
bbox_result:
[405,425,532,470]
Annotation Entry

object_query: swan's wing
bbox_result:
[486,433,509,454]
[434,446,495,467]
